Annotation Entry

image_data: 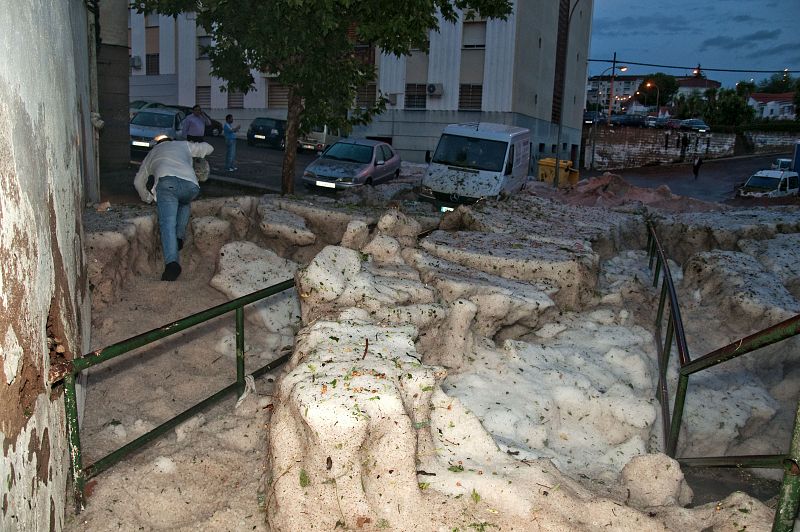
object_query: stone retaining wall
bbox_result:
[582,126,799,171]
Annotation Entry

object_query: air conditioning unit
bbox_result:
[129,55,142,70]
[426,83,443,97]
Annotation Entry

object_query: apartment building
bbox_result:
[128,1,593,163]
[586,74,645,114]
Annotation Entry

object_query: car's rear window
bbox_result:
[131,112,174,128]
[253,118,283,128]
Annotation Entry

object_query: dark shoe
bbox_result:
[161,262,182,281]
[177,238,184,251]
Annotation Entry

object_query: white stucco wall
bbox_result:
[0,0,92,530]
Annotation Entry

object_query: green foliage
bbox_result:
[634,73,678,107]
[756,72,797,94]
[703,88,755,127]
[299,469,310,487]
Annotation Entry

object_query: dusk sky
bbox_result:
[589,0,800,88]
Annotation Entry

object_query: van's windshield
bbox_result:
[432,134,508,172]
[744,174,780,190]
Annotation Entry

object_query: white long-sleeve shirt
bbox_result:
[133,141,214,203]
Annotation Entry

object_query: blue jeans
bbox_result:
[225,139,236,169]
[156,176,200,265]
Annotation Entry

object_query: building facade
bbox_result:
[586,74,645,114]
[128,0,593,164]
[748,92,797,120]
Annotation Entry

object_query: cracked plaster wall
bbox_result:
[0,1,92,530]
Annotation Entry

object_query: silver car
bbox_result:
[130,108,186,151]
[302,138,401,189]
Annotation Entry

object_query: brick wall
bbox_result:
[582,127,799,171]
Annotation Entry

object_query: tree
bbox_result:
[756,72,796,94]
[703,88,755,126]
[137,0,512,194]
[634,73,678,108]
[673,92,705,119]
[735,79,755,99]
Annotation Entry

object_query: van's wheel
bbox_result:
[393,170,400,180]
[365,178,373,187]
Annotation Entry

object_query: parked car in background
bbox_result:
[644,116,658,128]
[130,108,186,151]
[736,170,799,198]
[655,117,670,128]
[680,119,710,133]
[302,138,401,190]
[771,158,793,171]
[247,117,287,149]
[129,100,169,119]
[665,118,682,129]
[298,125,342,153]
[583,111,607,125]
[610,114,645,127]
[174,106,223,136]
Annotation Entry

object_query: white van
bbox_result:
[419,122,531,209]
[737,170,799,198]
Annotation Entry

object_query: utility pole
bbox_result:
[607,51,617,119]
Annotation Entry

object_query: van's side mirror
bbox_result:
[425,150,431,164]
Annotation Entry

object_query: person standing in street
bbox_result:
[183,104,211,142]
[133,137,214,281]
[223,114,241,172]
[692,156,703,179]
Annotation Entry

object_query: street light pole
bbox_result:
[647,81,660,116]
[608,51,617,118]
[553,0,582,188]
[590,62,627,170]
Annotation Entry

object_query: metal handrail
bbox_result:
[645,220,800,531]
[55,278,295,513]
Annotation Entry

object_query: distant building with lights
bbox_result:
[748,92,796,120]
[586,74,645,113]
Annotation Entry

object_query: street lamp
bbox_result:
[590,62,627,170]
[646,81,660,116]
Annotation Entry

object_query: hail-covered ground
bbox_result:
[65,170,798,531]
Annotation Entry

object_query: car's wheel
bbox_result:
[365,178,373,187]
[280,139,286,151]
[211,127,221,137]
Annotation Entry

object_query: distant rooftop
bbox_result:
[748,92,795,104]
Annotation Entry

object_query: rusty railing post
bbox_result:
[236,307,245,397]
[64,373,86,513]
[772,400,800,531]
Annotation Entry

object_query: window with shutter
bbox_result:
[195,86,211,108]
[458,84,482,110]
[267,79,289,109]
[227,90,244,109]
[405,84,427,109]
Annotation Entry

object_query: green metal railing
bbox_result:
[645,221,800,530]
[50,278,295,513]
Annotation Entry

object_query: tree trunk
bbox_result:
[281,89,303,195]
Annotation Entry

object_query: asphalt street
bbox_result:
[582,151,795,205]
[105,137,794,207]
